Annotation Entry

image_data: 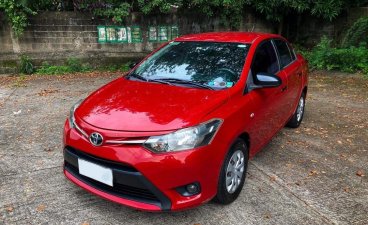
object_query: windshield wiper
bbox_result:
[154,78,214,90]
[127,73,148,81]
[127,73,172,85]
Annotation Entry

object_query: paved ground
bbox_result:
[0,71,367,225]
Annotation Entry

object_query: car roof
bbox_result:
[174,32,282,44]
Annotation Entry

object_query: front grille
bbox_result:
[63,147,171,210]
[65,161,159,202]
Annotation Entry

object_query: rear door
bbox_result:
[273,39,303,122]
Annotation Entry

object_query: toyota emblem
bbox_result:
[89,132,103,146]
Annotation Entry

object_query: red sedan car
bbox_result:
[63,32,308,211]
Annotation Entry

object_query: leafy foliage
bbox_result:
[246,0,353,22]
[301,36,368,75]
[247,0,349,34]
[137,0,178,14]
[36,58,130,75]
[342,17,368,47]
[0,0,36,36]
[37,58,91,75]
[3,0,366,36]
[37,65,74,75]
[66,57,85,72]
[247,0,366,21]
[73,0,131,23]
[19,54,34,74]
[0,0,67,36]
[97,63,131,72]
[184,0,247,29]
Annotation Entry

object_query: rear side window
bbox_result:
[274,40,293,68]
[288,44,296,61]
[251,41,279,76]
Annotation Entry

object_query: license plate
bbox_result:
[78,159,113,187]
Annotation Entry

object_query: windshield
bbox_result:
[129,41,250,89]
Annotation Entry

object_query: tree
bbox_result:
[1,0,367,36]
[181,0,247,29]
[0,0,61,36]
[0,0,35,36]
[342,16,368,47]
[72,0,248,29]
[246,0,346,34]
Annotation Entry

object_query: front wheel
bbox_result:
[286,92,306,128]
[214,139,248,204]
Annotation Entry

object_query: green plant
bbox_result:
[0,0,36,36]
[66,57,82,72]
[19,55,34,74]
[303,36,368,75]
[246,0,349,34]
[120,63,130,72]
[0,0,66,36]
[67,57,92,72]
[96,62,130,72]
[36,58,92,75]
[342,17,368,47]
[2,0,367,36]
[94,2,131,23]
[36,64,71,75]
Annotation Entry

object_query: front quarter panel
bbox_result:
[200,88,256,182]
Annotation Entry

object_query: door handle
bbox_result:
[281,86,288,92]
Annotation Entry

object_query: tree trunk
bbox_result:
[277,17,284,35]
[295,14,302,42]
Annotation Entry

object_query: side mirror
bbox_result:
[253,73,282,88]
[129,61,139,69]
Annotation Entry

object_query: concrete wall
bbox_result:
[0,10,273,74]
[1,8,367,74]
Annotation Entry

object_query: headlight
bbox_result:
[143,119,223,153]
[69,99,83,128]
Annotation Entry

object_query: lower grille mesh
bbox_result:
[64,150,160,204]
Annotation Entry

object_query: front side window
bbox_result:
[129,41,250,89]
[274,39,293,68]
[251,41,279,76]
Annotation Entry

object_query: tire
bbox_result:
[286,92,306,128]
[214,138,248,204]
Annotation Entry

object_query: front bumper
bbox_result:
[63,119,226,211]
[64,147,171,211]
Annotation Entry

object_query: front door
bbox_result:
[247,40,287,153]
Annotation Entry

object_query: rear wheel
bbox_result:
[214,139,248,204]
[286,93,306,128]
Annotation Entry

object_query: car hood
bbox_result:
[75,78,229,132]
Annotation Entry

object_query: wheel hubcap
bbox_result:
[226,150,245,194]
[296,96,304,122]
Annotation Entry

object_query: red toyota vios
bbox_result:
[63,32,308,211]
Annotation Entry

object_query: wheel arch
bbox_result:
[238,132,250,157]
[303,86,308,97]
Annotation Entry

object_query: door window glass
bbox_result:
[288,43,296,61]
[274,40,293,68]
[251,41,279,76]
